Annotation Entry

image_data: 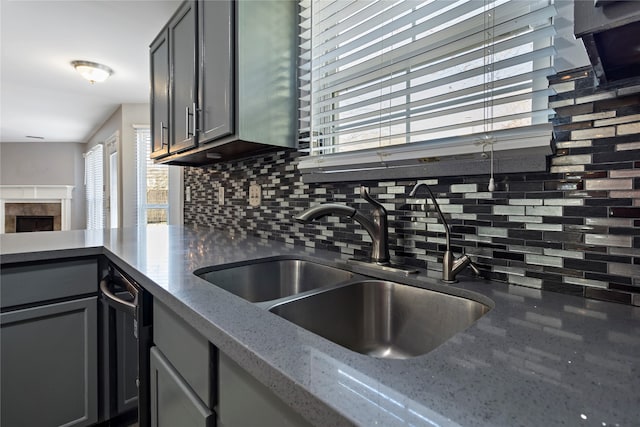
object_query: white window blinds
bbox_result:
[136,126,169,225]
[84,144,104,230]
[299,0,557,173]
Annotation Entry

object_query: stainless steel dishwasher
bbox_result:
[100,263,153,427]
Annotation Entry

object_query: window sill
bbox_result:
[299,145,552,183]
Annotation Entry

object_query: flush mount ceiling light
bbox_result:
[71,60,113,84]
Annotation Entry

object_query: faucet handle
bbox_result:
[460,254,481,276]
[360,186,386,213]
[467,257,481,276]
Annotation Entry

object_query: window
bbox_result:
[299,0,556,176]
[135,127,169,225]
[84,144,104,229]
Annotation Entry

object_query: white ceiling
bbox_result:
[0,0,181,143]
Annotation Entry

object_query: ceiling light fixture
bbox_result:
[71,60,113,84]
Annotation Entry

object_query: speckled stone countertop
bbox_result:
[1,226,639,426]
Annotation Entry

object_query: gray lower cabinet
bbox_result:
[152,299,312,427]
[150,346,215,427]
[0,297,98,427]
[0,258,97,309]
[217,352,313,427]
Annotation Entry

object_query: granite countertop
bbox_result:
[1,226,639,427]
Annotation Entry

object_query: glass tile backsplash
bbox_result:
[184,67,640,307]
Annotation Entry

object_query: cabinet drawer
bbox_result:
[154,300,214,406]
[1,258,98,308]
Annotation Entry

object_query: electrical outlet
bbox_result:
[218,186,224,205]
[248,184,261,207]
[185,186,191,202]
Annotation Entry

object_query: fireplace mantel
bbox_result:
[0,185,74,233]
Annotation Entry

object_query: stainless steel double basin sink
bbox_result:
[194,258,491,359]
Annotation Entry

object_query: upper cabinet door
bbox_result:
[198,0,234,143]
[169,1,198,154]
[150,29,170,159]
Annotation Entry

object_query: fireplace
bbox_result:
[4,203,61,233]
[0,185,74,234]
[16,216,55,233]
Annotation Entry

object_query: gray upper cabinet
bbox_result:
[198,0,233,143]
[169,1,198,154]
[150,28,170,159]
[150,0,297,166]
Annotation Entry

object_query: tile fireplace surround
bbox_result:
[0,185,74,233]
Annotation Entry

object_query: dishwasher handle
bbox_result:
[100,275,138,318]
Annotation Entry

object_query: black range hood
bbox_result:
[575,0,640,85]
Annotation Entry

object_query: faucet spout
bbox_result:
[293,204,357,222]
[409,183,451,252]
[293,186,390,265]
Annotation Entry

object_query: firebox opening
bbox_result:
[16,216,55,233]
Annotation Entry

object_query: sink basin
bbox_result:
[194,258,355,302]
[269,280,490,359]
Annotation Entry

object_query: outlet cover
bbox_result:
[218,187,225,205]
[249,184,261,207]
[185,186,191,202]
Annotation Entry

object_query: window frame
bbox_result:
[298,0,557,182]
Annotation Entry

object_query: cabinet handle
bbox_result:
[192,101,199,137]
[185,106,194,139]
[100,277,137,318]
[160,121,167,147]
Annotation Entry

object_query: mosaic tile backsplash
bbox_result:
[184,67,640,307]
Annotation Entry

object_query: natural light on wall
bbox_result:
[298,0,557,175]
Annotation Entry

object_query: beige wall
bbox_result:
[0,141,86,229]
[87,106,122,228]
[87,104,147,228]
[87,103,182,228]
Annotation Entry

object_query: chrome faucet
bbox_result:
[294,186,390,265]
[409,183,480,283]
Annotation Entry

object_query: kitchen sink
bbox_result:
[269,280,490,359]
[194,258,355,302]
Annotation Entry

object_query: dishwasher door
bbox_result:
[100,264,153,427]
[100,287,138,418]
